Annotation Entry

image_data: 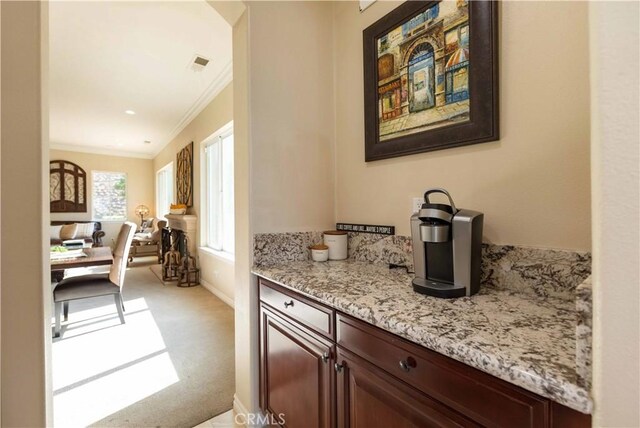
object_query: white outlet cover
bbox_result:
[412,197,423,213]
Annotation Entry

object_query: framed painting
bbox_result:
[363,0,499,161]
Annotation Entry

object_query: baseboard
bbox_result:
[233,394,249,416]
[233,395,250,428]
[200,279,234,308]
[233,395,271,428]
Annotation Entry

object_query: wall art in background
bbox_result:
[176,142,194,207]
[50,160,87,213]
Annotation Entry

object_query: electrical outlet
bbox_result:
[412,197,423,214]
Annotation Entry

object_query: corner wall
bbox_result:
[249,1,336,234]
[334,1,592,250]
[231,0,337,413]
[590,2,640,425]
[1,2,50,425]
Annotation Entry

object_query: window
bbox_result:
[92,171,127,221]
[156,162,173,221]
[202,122,234,254]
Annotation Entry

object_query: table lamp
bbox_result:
[134,205,150,225]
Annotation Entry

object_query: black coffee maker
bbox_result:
[410,188,484,298]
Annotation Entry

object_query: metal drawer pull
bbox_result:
[399,357,417,372]
[283,300,294,308]
[335,363,344,373]
[321,352,329,363]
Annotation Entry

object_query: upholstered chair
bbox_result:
[53,222,137,338]
[129,219,167,263]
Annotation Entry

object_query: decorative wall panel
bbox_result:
[50,160,87,212]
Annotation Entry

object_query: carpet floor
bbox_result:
[52,258,235,428]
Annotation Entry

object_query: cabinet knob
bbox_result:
[284,300,294,308]
[334,362,344,373]
[399,357,417,372]
[321,352,329,363]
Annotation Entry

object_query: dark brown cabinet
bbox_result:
[258,277,590,428]
[336,347,477,428]
[260,300,334,427]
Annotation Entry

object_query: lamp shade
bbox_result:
[135,205,150,218]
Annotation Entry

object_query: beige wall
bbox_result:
[250,1,336,234]
[1,1,50,425]
[230,1,337,412]
[590,2,640,426]
[334,1,592,251]
[230,9,256,413]
[152,82,234,304]
[49,149,154,246]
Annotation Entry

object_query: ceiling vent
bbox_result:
[191,55,210,72]
[194,56,209,67]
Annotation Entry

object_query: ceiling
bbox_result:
[49,1,232,158]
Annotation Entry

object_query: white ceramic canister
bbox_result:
[323,230,348,260]
[310,244,329,262]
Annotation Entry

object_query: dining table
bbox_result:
[50,246,113,281]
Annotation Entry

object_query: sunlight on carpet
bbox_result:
[54,352,179,427]
[52,263,235,427]
[53,298,179,427]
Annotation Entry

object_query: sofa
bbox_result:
[128,218,166,263]
[50,221,105,247]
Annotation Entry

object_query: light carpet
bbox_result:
[52,258,235,428]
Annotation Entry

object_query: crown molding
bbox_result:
[152,61,233,158]
[50,143,154,159]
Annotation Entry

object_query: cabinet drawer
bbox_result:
[259,278,335,339]
[337,314,549,428]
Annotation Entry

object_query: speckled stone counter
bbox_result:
[252,260,593,414]
[575,276,592,391]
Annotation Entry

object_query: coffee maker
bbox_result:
[410,188,483,298]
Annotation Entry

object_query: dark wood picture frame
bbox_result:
[176,141,194,207]
[363,0,499,161]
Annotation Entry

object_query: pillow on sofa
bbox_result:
[50,225,62,240]
[75,222,95,239]
[60,224,78,240]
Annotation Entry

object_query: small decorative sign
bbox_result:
[336,223,395,235]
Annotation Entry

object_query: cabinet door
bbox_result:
[260,305,333,428]
[336,348,478,428]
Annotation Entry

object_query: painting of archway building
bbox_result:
[377,0,470,142]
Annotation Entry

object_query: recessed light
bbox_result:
[117,143,124,147]
[144,140,152,144]
[125,110,136,115]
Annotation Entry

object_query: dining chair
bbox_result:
[53,221,137,338]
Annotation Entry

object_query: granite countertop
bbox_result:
[252,260,592,414]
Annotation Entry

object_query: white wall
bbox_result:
[0,1,51,425]
[590,2,640,426]
[334,1,592,250]
[49,149,154,246]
